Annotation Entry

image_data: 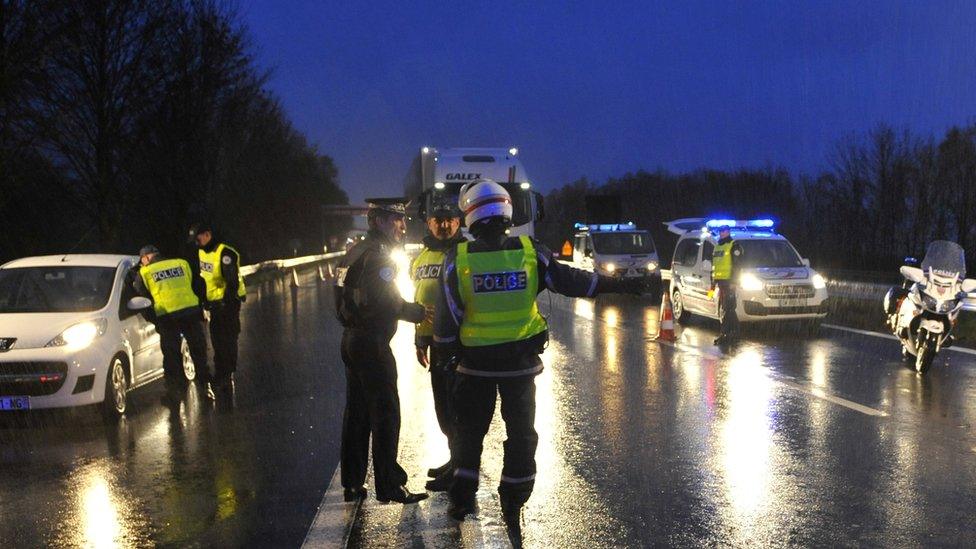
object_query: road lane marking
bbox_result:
[302,464,360,549]
[823,323,976,357]
[555,298,890,418]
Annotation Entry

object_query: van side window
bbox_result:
[702,241,714,264]
[674,239,701,267]
[574,236,584,254]
[584,236,594,256]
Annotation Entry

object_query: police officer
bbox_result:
[334,198,428,504]
[133,245,213,403]
[712,225,742,346]
[433,180,643,523]
[188,222,246,391]
[411,197,466,492]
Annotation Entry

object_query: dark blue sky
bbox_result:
[241,1,976,204]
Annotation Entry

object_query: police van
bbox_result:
[666,218,829,325]
[572,222,661,292]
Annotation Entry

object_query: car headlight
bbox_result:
[603,262,617,273]
[738,272,764,292]
[47,319,107,351]
[811,273,827,290]
[646,261,658,271]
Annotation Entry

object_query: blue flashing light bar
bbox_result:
[574,222,638,232]
[704,218,777,231]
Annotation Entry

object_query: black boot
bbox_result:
[376,486,428,504]
[427,461,451,478]
[425,468,454,492]
[343,486,367,502]
[447,493,476,521]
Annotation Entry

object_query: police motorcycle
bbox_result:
[884,240,976,374]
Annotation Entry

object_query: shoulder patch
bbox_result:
[379,266,395,282]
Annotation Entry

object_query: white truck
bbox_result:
[404,147,544,238]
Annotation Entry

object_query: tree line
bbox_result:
[0,0,348,264]
[539,121,976,274]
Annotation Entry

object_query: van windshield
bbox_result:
[592,232,655,255]
[735,240,803,268]
[0,266,116,313]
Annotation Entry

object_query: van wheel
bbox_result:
[101,356,128,420]
[672,290,690,323]
[181,339,196,381]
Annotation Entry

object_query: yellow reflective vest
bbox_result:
[199,243,246,302]
[411,247,446,338]
[140,258,200,316]
[712,240,736,281]
[456,235,548,347]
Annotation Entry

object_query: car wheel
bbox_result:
[181,339,196,381]
[102,356,128,419]
[672,290,690,323]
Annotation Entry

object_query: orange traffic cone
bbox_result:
[656,290,676,342]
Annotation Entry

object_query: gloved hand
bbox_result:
[400,302,426,324]
[416,346,430,369]
[434,354,461,373]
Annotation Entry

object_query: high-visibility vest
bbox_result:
[411,248,446,337]
[199,243,246,302]
[140,258,200,316]
[712,240,736,281]
[456,235,548,347]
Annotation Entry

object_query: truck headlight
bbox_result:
[47,319,107,351]
[738,273,764,292]
[811,273,827,290]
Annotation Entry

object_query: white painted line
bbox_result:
[777,379,888,417]
[823,323,976,357]
[302,464,360,549]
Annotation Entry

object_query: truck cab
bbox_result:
[667,218,829,324]
[572,222,661,292]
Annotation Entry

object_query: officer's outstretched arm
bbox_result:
[535,241,644,296]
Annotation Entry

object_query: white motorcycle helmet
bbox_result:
[458,179,512,227]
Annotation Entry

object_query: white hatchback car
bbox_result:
[0,254,195,418]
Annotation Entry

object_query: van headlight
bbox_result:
[602,262,617,273]
[738,273,764,292]
[646,261,658,271]
[811,273,827,290]
[47,319,107,351]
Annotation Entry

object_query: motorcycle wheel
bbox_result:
[915,340,935,374]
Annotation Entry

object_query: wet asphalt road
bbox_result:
[4,268,976,547]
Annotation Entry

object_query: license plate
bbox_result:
[0,396,29,411]
[778,298,806,308]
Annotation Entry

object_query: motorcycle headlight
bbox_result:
[811,273,827,290]
[47,319,107,351]
[738,272,764,292]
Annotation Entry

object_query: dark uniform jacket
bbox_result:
[432,234,607,376]
[334,229,424,341]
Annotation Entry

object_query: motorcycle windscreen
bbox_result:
[921,240,966,279]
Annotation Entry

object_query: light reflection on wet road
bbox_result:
[4,270,976,547]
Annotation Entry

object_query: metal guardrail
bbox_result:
[240,251,345,278]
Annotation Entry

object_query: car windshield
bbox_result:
[592,232,655,254]
[735,239,803,268]
[921,240,966,278]
[0,266,116,313]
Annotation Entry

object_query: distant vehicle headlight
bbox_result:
[603,262,617,273]
[47,319,107,351]
[811,273,827,290]
[738,272,764,292]
[646,261,658,271]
